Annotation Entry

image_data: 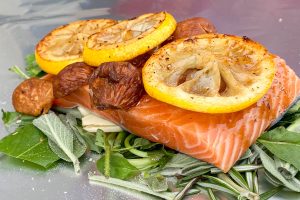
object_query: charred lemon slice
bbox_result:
[83,12,176,66]
[143,34,276,113]
[35,19,117,74]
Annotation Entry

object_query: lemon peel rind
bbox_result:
[142,34,276,113]
[35,51,83,75]
[35,19,117,74]
[83,12,177,66]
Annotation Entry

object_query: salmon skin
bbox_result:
[54,58,300,172]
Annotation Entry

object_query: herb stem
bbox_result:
[174,178,198,200]
[127,157,160,171]
[104,133,111,177]
[124,134,148,158]
[113,131,127,149]
[9,65,30,79]
[217,173,259,200]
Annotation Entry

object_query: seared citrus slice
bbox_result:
[35,19,117,74]
[143,34,276,113]
[83,12,176,66]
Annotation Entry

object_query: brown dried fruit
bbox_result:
[53,62,94,98]
[89,62,143,110]
[12,78,54,116]
[172,17,217,40]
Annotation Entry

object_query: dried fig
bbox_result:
[53,62,94,98]
[89,62,143,110]
[12,78,54,116]
[172,17,217,40]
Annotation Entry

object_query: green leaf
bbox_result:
[59,114,88,157]
[48,136,86,162]
[228,168,250,190]
[1,110,35,127]
[97,153,140,180]
[133,138,151,147]
[0,124,59,167]
[75,126,102,153]
[287,118,300,132]
[95,129,105,148]
[207,188,218,200]
[33,112,85,174]
[272,100,300,127]
[258,127,300,170]
[52,106,82,119]
[260,186,283,200]
[1,110,21,125]
[113,131,127,149]
[196,180,239,197]
[181,168,211,181]
[89,175,177,200]
[144,173,168,192]
[175,178,198,200]
[25,54,45,77]
[245,170,254,192]
[133,137,159,150]
[216,173,259,199]
[124,134,148,158]
[164,153,200,168]
[274,156,298,179]
[264,170,282,187]
[253,145,300,192]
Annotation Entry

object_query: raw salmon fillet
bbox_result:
[54,58,300,172]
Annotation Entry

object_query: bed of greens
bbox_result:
[1,54,300,200]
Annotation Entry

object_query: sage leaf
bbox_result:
[264,171,282,187]
[274,157,298,179]
[48,136,86,162]
[253,144,300,192]
[89,175,177,200]
[97,153,140,180]
[33,112,84,174]
[164,153,201,168]
[0,124,59,167]
[60,114,88,157]
[258,127,300,170]
[144,173,168,192]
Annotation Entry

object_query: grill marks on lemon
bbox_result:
[35,19,117,74]
[143,34,276,113]
[83,12,177,66]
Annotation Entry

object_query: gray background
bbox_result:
[0,0,300,199]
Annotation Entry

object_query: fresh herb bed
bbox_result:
[1,55,300,200]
